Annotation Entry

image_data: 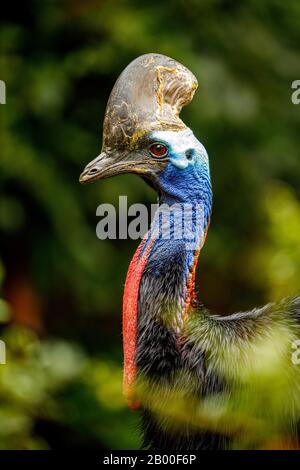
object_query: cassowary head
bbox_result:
[79,53,211,206]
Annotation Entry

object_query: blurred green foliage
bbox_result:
[0,0,299,449]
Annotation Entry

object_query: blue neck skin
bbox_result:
[139,129,213,329]
[158,156,212,228]
[147,128,212,251]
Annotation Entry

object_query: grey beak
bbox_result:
[79,151,156,184]
[79,152,116,184]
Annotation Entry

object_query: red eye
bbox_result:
[149,143,168,158]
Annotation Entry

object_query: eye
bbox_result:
[149,143,168,158]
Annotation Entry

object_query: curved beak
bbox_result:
[79,151,162,185]
[80,152,118,184]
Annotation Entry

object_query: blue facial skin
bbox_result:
[141,129,213,280]
[151,128,212,230]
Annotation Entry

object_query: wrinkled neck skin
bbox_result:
[141,130,212,331]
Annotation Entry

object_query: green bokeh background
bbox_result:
[0,0,299,449]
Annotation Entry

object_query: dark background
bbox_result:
[0,0,299,449]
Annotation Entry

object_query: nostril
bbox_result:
[186,149,194,160]
[89,167,98,174]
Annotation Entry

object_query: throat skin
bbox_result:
[122,160,212,408]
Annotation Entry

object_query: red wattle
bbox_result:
[122,237,154,410]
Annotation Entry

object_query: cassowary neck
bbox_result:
[123,174,212,407]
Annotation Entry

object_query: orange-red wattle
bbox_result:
[122,238,154,409]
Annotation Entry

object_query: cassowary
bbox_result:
[80,54,300,450]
